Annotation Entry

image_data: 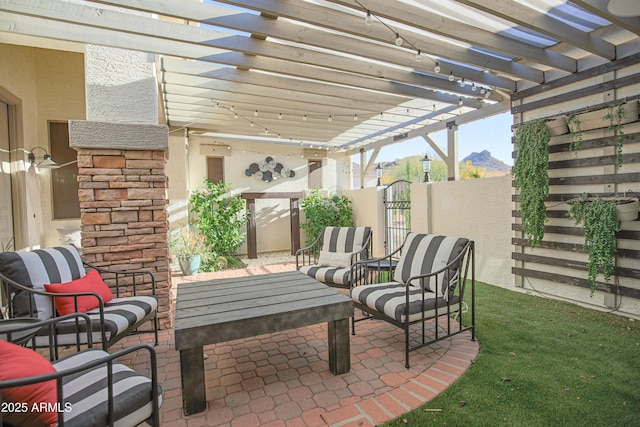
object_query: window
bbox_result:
[207,157,224,183]
[50,121,80,219]
[308,160,322,188]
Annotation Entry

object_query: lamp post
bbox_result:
[422,154,431,182]
[375,163,383,186]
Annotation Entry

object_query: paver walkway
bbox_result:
[114,260,479,427]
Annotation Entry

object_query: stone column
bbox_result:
[70,39,172,329]
[70,120,171,329]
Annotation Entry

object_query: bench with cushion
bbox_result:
[0,313,162,427]
[351,233,475,368]
[296,226,372,288]
[0,244,158,351]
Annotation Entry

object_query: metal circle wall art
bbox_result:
[245,157,295,182]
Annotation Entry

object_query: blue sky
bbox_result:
[371,111,514,165]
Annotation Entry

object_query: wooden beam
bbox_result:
[454,0,615,59]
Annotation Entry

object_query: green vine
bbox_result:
[566,113,583,151]
[513,119,550,249]
[603,102,626,169]
[567,195,619,295]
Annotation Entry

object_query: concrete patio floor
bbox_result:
[113,260,479,427]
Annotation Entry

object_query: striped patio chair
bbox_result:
[296,226,372,288]
[351,233,475,368]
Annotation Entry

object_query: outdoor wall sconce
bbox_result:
[245,156,295,182]
[28,146,59,168]
[375,163,383,186]
[422,154,431,182]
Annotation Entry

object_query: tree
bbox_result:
[459,160,485,179]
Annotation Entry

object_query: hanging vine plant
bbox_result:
[603,101,626,169]
[513,119,551,248]
[567,195,620,295]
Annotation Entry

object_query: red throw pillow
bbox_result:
[0,340,58,426]
[44,269,114,316]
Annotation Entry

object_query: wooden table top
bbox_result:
[174,271,353,350]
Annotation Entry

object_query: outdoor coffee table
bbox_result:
[174,270,354,415]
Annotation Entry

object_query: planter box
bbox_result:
[545,117,569,136]
[568,100,639,132]
[568,197,639,222]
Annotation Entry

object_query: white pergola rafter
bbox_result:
[0,0,636,155]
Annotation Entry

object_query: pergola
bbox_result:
[1,0,638,178]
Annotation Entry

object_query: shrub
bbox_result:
[301,189,354,246]
[189,180,247,270]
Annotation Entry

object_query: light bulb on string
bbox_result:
[354,114,358,121]
[414,50,421,62]
[458,98,463,106]
[471,83,477,92]
[250,122,255,127]
[458,78,465,88]
[480,88,486,95]
[278,113,283,119]
[484,90,491,99]
[254,110,258,116]
[365,10,373,25]
[328,115,333,122]
[303,114,307,121]
[234,113,238,119]
[395,33,403,46]
[448,72,454,82]
[434,62,441,73]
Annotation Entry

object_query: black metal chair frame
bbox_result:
[0,259,159,352]
[295,227,372,289]
[0,313,160,427]
[351,240,476,368]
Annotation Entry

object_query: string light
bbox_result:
[365,10,373,25]
[303,114,307,121]
[328,115,333,122]
[434,62,441,73]
[394,33,403,46]
[458,78,465,88]
[414,50,421,62]
[254,110,258,116]
[278,113,283,119]
[458,98,463,106]
[354,114,359,121]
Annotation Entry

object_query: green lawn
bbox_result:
[385,282,640,426]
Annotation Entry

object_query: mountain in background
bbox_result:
[462,150,511,174]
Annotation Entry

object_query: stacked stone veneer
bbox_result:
[76,148,171,329]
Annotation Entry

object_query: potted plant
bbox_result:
[169,227,214,276]
[513,119,551,248]
[567,193,639,294]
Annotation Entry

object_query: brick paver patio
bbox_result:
[113,261,479,427]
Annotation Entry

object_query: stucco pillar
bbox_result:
[69,44,172,328]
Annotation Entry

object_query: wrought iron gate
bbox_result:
[384,180,411,255]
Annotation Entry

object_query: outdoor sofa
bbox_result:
[0,313,161,427]
[0,244,158,353]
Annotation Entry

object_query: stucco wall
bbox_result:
[416,176,514,287]
[0,44,85,249]
[168,135,346,255]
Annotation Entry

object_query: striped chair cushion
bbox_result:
[0,245,85,320]
[53,348,162,427]
[298,265,364,286]
[321,226,371,254]
[34,296,158,347]
[351,281,461,323]
[393,233,469,296]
